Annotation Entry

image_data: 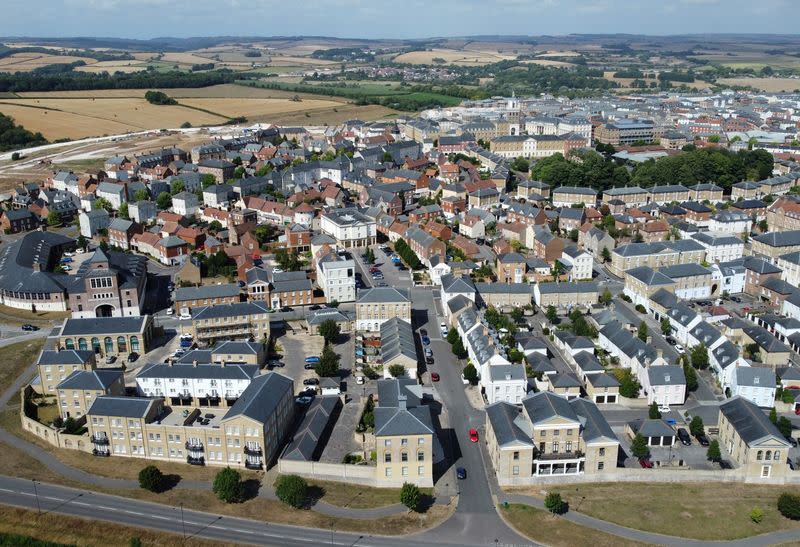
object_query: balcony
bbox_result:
[244,445,262,456]
[245,460,263,470]
[185,441,204,451]
[91,435,109,445]
[186,455,205,466]
[534,450,584,461]
[179,392,192,400]
[92,448,110,457]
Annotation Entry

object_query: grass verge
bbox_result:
[305,479,432,509]
[0,505,232,547]
[501,504,648,547]
[512,482,800,540]
[0,304,69,322]
[0,338,45,394]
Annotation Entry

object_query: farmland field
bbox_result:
[73,60,148,74]
[394,48,517,66]
[179,97,344,119]
[718,77,800,92]
[521,59,576,67]
[0,53,96,71]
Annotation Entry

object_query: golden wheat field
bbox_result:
[717,77,800,92]
[521,59,576,67]
[178,97,344,119]
[0,53,97,71]
[393,48,516,66]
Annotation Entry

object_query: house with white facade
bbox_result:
[561,246,593,281]
[711,260,746,295]
[96,181,127,209]
[691,232,744,263]
[731,366,776,408]
[708,211,752,235]
[710,340,749,392]
[172,192,200,217]
[320,208,377,248]
[777,252,800,288]
[135,361,259,407]
[316,251,356,303]
[79,209,111,238]
[642,365,686,407]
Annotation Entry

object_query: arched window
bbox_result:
[64,338,74,350]
[417,450,425,462]
[130,336,139,353]
[757,450,763,460]
[117,336,127,353]
[104,337,114,354]
[765,450,772,460]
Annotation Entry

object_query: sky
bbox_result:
[0,0,795,39]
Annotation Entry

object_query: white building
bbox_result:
[316,252,356,303]
[172,192,200,217]
[731,366,776,408]
[708,211,752,235]
[711,260,746,295]
[642,365,686,406]
[135,362,259,405]
[78,209,111,238]
[96,181,127,210]
[320,209,377,248]
[560,247,593,281]
[484,364,528,405]
[691,232,744,263]
[777,252,800,288]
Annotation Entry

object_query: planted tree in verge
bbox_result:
[274,474,308,508]
[400,482,421,512]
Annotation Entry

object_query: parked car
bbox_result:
[677,427,692,446]
[309,305,322,310]
[127,352,139,362]
[295,396,313,405]
[303,378,319,386]
[63,251,74,257]
[105,355,116,364]
[425,348,433,358]
[674,343,685,354]
[658,404,670,413]
[304,363,316,370]
[421,336,431,346]
[355,376,365,385]
[179,313,191,321]
[440,322,448,335]
[165,307,174,315]
[21,324,38,331]
[456,467,467,480]
[420,329,428,337]
[304,356,320,364]
[431,372,440,382]
[60,257,73,263]
[696,433,710,447]
[272,267,284,274]
[638,458,654,469]
[469,428,479,443]
[426,356,434,365]
[377,282,388,287]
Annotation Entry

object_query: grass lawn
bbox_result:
[515,482,800,540]
[306,479,433,509]
[0,303,70,323]
[501,504,648,547]
[0,338,45,393]
[0,505,231,547]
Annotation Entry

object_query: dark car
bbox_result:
[21,324,39,331]
[426,356,434,365]
[677,427,692,446]
[456,467,467,479]
[309,305,322,310]
[696,433,710,447]
[127,352,139,362]
[421,336,431,346]
[303,378,319,386]
[304,363,316,370]
[788,436,798,448]
[280,307,293,312]
[420,329,428,337]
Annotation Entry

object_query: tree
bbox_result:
[637,321,648,342]
[599,288,612,306]
[451,338,467,359]
[213,467,244,503]
[144,90,177,105]
[510,156,530,173]
[750,507,764,524]
[551,261,563,281]
[689,416,704,437]
[138,465,164,493]
[315,344,340,377]
[318,319,340,345]
[388,364,406,378]
[544,492,566,515]
[201,174,217,188]
[630,433,650,459]
[690,343,709,369]
[208,220,223,234]
[400,482,421,512]
[648,402,661,419]
[47,210,61,226]
[76,235,87,250]
[155,191,172,210]
[545,305,558,324]
[769,407,778,424]
[777,416,793,440]
[446,327,459,345]
[706,439,721,463]
[170,179,185,195]
[683,363,698,392]
[274,474,307,508]
[660,317,671,336]
[94,197,113,212]
[612,368,641,398]
[601,247,611,263]
[118,202,129,220]
[568,228,579,242]
[365,247,375,264]
[463,363,478,384]
[133,189,149,202]
[778,493,800,520]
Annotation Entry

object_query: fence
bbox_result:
[277,459,379,486]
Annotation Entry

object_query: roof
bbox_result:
[137,362,258,380]
[486,402,535,448]
[735,367,776,389]
[380,318,417,366]
[630,418,675,438]
[223,373,293,425]
[37,349,94,366]
[626,266,674,286]
[720,396,791,447]
[175,283,241,302]
[87,396,158,418]
[61,316,148,336]
[281,396,342,461]
[356,287,410,304]
[536,281,598,294]
[754,230,800,248]
[569,397,618,444]
[659,263,712,279]
[191,301,269,320]
[647,365,686,386]
[522,391,579,425]
[56,369,122,391]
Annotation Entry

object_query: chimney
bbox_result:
[192,360,198,368]
[398,394,407,410]
[220,360,226,368]
[657,349,663,360]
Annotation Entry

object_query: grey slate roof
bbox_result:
[61,316,148,336]
[56,369,122,391]
[137,362,258,380]
[175,283,241,302]
[282,396,342,461]
[191,301,269,320]
[223,373,293,425]
[719,396,791,447]
[380,318,417,365]
[87,396,158,418]
[734,367,776,389]
[627,266,674,286]
[522,391,579,425]
[647,365,686,386]
[486,402,534,448]
[536,281,598,294]
[37,349,94,366]
[356,287,410,304]
[569,398,618,444]
[630,418,675,439]
[754,230,800,248]
[659,263,712,279]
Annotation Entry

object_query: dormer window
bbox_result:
[754,377,760,385]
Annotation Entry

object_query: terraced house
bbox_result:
[355,287,411,332]
[87,373,294,470]
[189,302,271,346]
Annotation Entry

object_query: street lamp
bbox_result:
[31,479,41,515]
[180,502,186,539]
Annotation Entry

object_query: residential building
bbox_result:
[320,209,377,248]
[316,251,356,304]
[642,365,686,407]
[174,284,241,315]
[732,367,777,408]
[136,361,259,408]
[56,369,125,419]
[189,302,271,346]
[533,282,598,309]
[57,315,155,357]
[379,318,418,379]
[560,246,593,281]
[37,349,97,394]
[551,187,597,208]
[356,287,411,332]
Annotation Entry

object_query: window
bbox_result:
[384,452,392,463]
[552,441,559,453]
[540,430,546,437]
[417,451,424,462]
[565,441,572,453]
[599,447,605,457]
[385,468,392,477]
[554,429,560,436]
[401,467,408,476]
[401,452,408,462]
[761,465,771,478]
[418,466,425,476]
[513,451,519,460]
[757,450,763,461]
[775,451,781,461]
[512,465,519,476]
[598,462,604,471]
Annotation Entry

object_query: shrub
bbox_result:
[275,474,308,508]
[706,439,721,463]
[11,152,20,161]
[630,433,650,459]
[400,482,421,512]
[778,493,800,520]
[138,465,164,492]
[213,467,244,503]
[544,492,566,514]
[634,304,647,313]
[463,363,478,384]
[751,507,764,524]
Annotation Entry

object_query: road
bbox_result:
[411,287,531,547]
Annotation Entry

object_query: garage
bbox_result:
[626,418,676,447]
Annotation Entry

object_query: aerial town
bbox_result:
[2,29,800,547]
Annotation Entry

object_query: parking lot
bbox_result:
[354,244,413,291]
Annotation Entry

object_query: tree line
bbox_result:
[0,69,245,93]
[0,113,47,152]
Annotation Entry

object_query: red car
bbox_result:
[638,458,653,469]
[431,372,440,382]
[469,428,479,443]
